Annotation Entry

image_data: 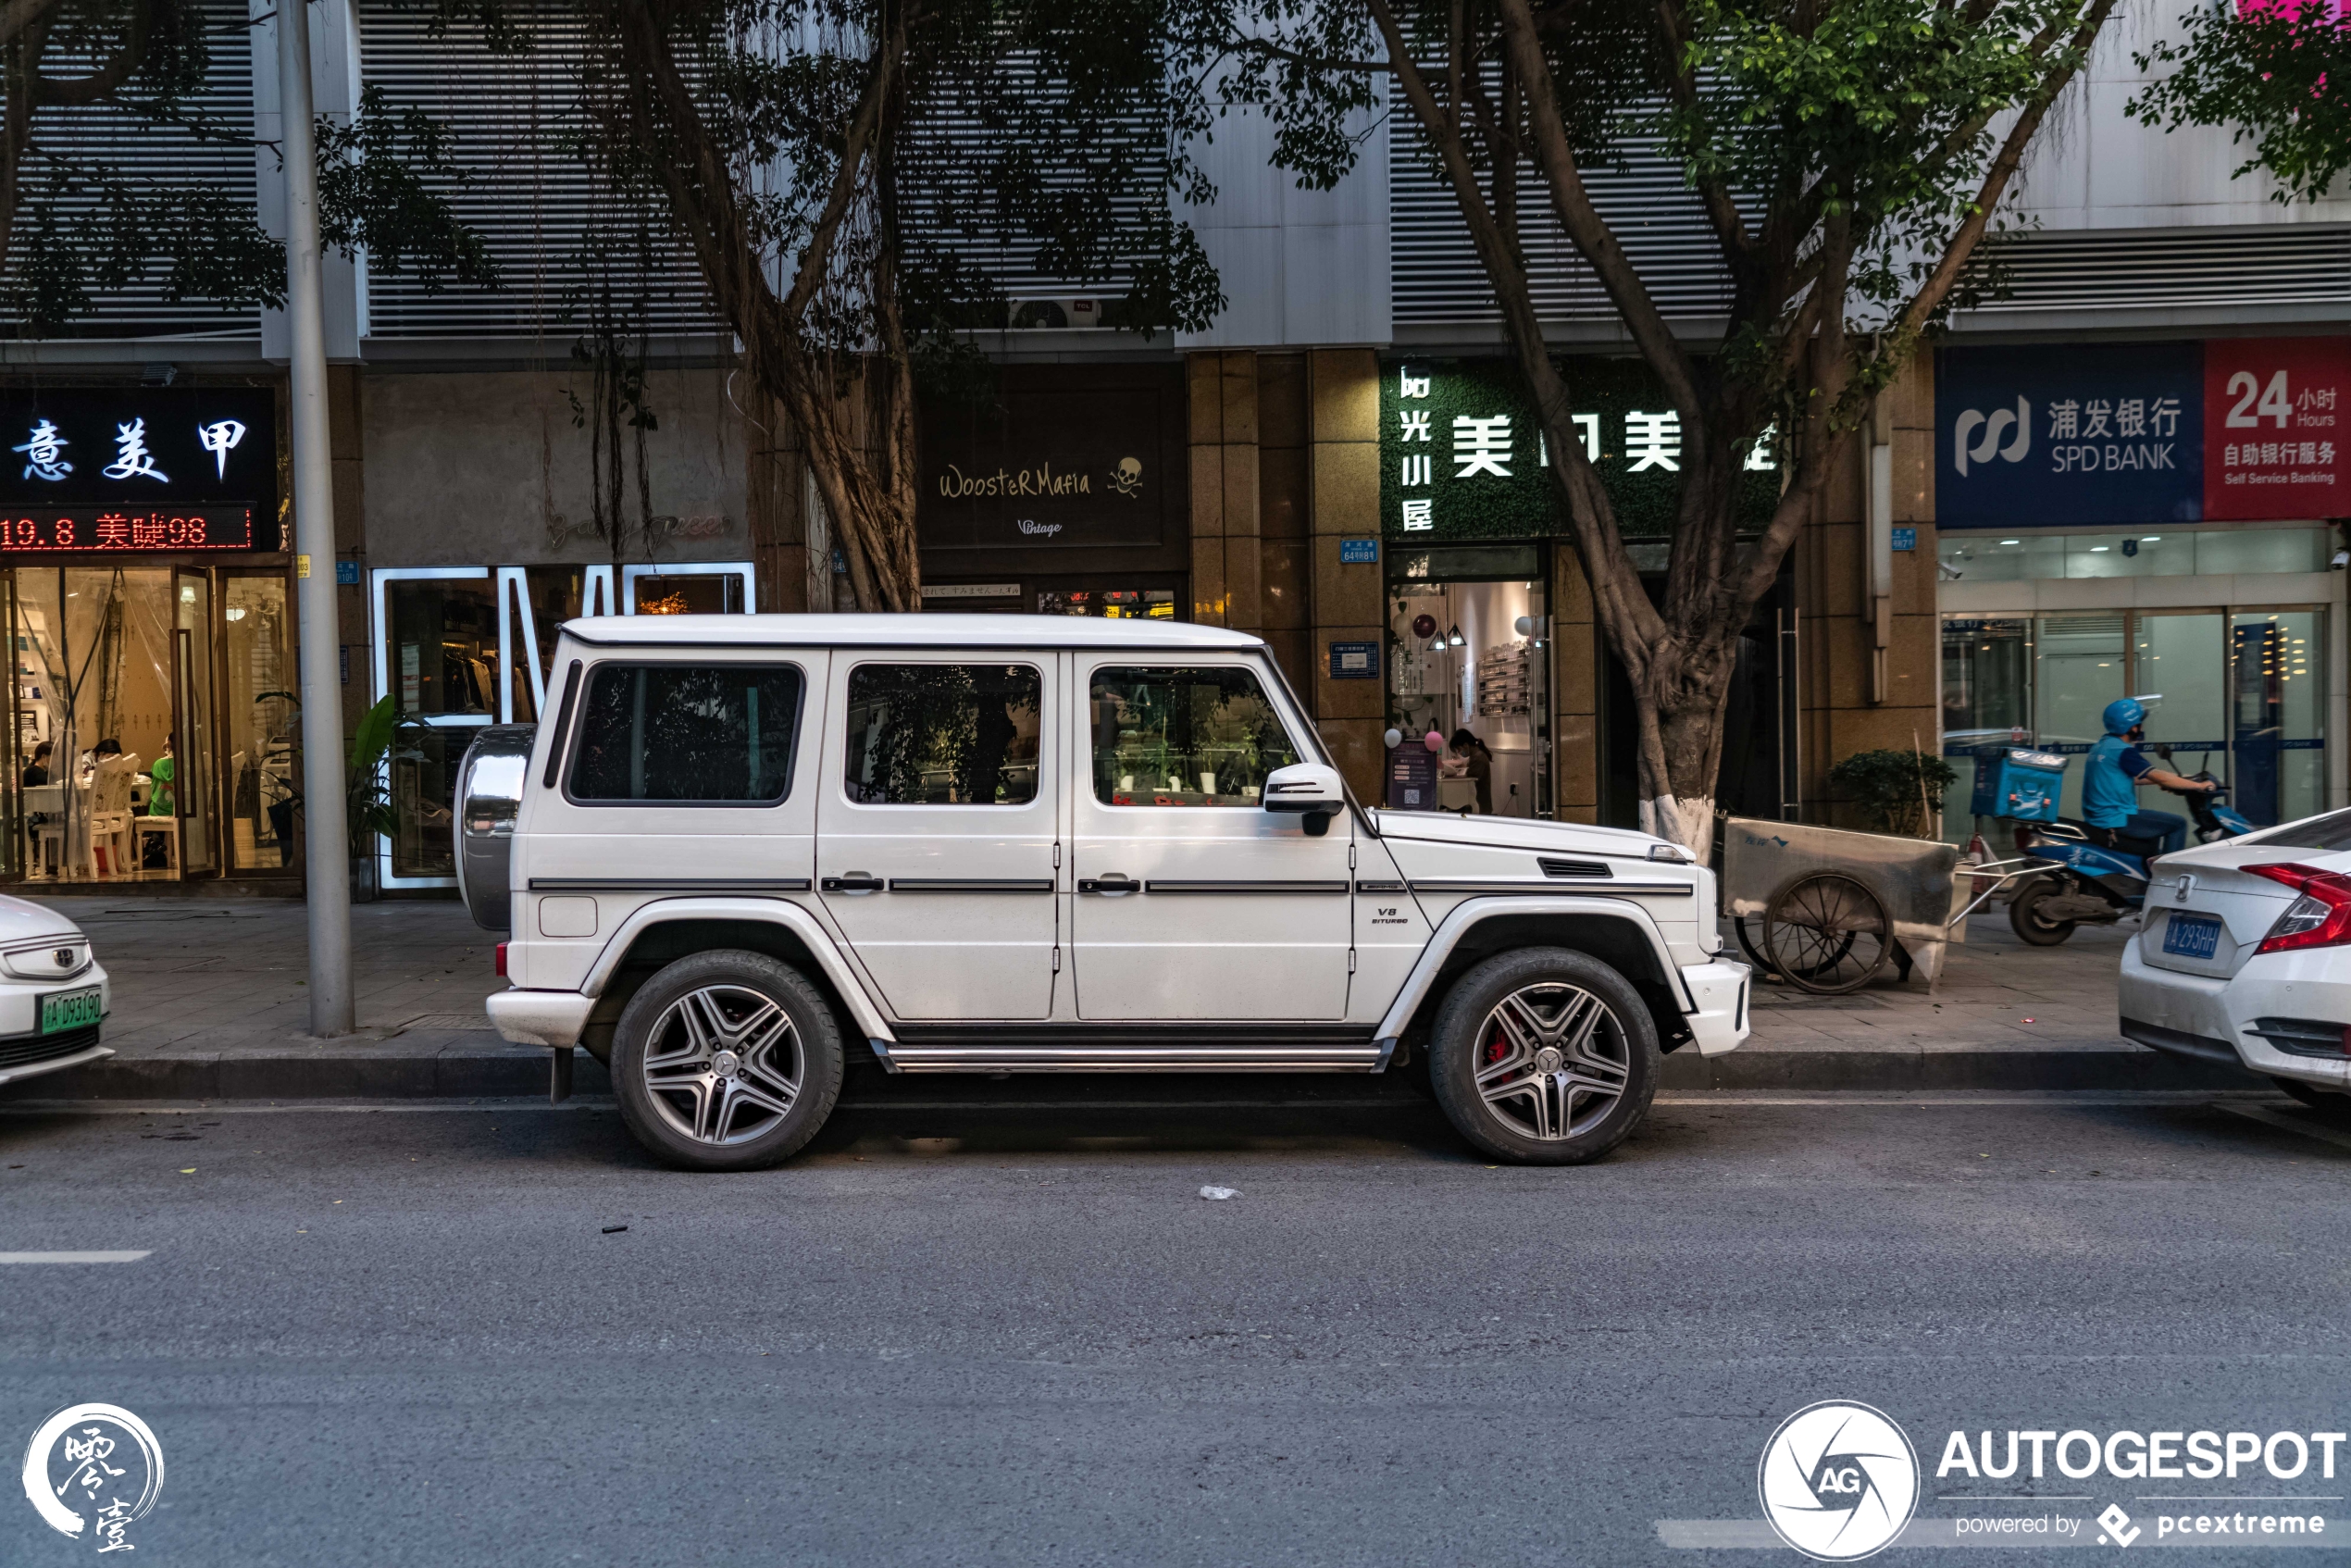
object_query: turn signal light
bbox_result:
[2246,864,2351,954]
[495,942,507,977]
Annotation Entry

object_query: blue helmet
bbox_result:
[2102,698,2146,736]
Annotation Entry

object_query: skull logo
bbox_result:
[1109,456,1143,497]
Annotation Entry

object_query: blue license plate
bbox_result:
[2163,914,2222,960]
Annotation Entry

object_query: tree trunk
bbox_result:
[600,0,922,612]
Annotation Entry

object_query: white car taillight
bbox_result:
[2247,863,2351,955]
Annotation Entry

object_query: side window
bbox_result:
[567,664,802,803]
[843,664,1042,804]
[1090,666,1300,806]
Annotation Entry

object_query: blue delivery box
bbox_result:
[1971,747,2068,822]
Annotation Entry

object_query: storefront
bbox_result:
[915,363,1188,618]
[1935,337,2349,838]
[0,386,293,885]
[357,367,765,890]
[1377,356,1786,823]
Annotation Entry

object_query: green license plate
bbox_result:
[39,986,102,1034]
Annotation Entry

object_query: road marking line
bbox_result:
[2218,1102,2351,1152]
[0,1251,150,1263]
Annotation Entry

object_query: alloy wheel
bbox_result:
[639,984,803,1147]
[1474,982,1632,1142]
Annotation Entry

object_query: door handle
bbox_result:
[821,874,886,893]
[1077,874,1140,895]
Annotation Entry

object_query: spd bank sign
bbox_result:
[1936,342,2204,527]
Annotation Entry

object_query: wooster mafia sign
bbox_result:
[1936,339,2345,528]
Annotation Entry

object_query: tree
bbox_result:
[1194,0,2146,855]
[2,0,493,333]
[561,0,1224,611]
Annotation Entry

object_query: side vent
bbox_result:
[1539,857,1611,879]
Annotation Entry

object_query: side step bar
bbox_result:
[871,1039,1396,1074]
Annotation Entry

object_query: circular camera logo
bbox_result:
[21,1403,164,1553]
[1758,1400,1919,1562]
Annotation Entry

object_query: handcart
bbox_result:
[1718,816,2040,994]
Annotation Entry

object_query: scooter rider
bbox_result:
[2083,697,2219,861]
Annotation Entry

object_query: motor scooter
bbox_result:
[2006,765,2256,945]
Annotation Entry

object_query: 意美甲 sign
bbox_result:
[1935,339,2345,529]
[0,387,280,553]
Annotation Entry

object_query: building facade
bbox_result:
[0,0,2341,896]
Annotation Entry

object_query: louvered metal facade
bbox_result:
[355,0,721,340]
[4,1,258,341]
[1959,224,2351,318]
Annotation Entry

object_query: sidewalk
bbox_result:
[14,894,2237,1100]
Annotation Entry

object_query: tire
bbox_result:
[1427,947,1661,1165]
[2273,1076,2350,1114]
[2007,877,2077,946]
[612,950,844,1172]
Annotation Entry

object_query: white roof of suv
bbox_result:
[561,613,1268,652]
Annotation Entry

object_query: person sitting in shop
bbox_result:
[20,741,51,789]
[1449,728,1493,815]
[147,733,176,817]
[2083,697,2217,861]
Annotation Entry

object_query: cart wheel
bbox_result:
[1760,873,1890,995]
[1735,915,1855,984]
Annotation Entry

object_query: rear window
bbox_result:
[567,664,802,803]
[2243,809,2351,853]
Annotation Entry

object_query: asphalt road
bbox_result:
[4,1088,2350,1566]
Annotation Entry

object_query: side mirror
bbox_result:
[1264,762,1345,836]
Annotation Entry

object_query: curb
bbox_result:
[16,1043,2256,1101]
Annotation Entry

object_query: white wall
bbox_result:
[2010,0,2351,231]
[1176,102,1392,349]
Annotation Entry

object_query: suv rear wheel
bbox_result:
[612,951,844,1171]
[1428,947,1660,1165]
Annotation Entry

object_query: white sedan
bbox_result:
[0,895,110,1089]
[2120,807,2351,1105]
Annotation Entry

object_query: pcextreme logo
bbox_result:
[1759,1401,1922,1561]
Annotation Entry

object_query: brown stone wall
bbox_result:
[1307,349,1384,802]
[1793,358,1940,827]
[1550,545,1601,825]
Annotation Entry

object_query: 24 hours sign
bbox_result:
[1935,339,2345,528]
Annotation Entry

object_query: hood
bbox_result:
[0,894,83,946]
[1370,809,1670,862]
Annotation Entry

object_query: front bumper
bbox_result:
[0,1029,112,1088]
[1680,959,1751,1057]
[2119,935,2351,1090]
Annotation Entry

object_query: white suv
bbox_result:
[460,615,1748,1168]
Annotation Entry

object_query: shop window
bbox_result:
[568,664,802,804]
[1088,666,1299,807]
[842,664,1041,805]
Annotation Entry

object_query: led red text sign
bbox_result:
[0,506,269,553]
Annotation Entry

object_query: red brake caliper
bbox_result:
[1485,1029,1509,1065]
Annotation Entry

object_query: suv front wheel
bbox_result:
[1428,947,1661,1164]
[612,951,844,1171]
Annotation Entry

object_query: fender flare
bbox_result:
[582,896,895,1042]
[1374,895,1693,1041]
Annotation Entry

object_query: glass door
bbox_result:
[2131,612,2228,791]
[1939,616,2033,840]
[222,571,297,873]
[169,570,218,875]
[2232,610,2326,828]
[372,567,497,889]
[2033,614,2128,821]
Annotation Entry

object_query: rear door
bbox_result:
[816,653,1058,1020]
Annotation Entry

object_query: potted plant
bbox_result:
[346,695,407,902]
[1827,747,1959,839]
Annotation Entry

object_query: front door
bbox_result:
[816,655,1059,1020]
[1068,657,1352,1020]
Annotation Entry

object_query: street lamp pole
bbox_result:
[277,0,353,1038]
